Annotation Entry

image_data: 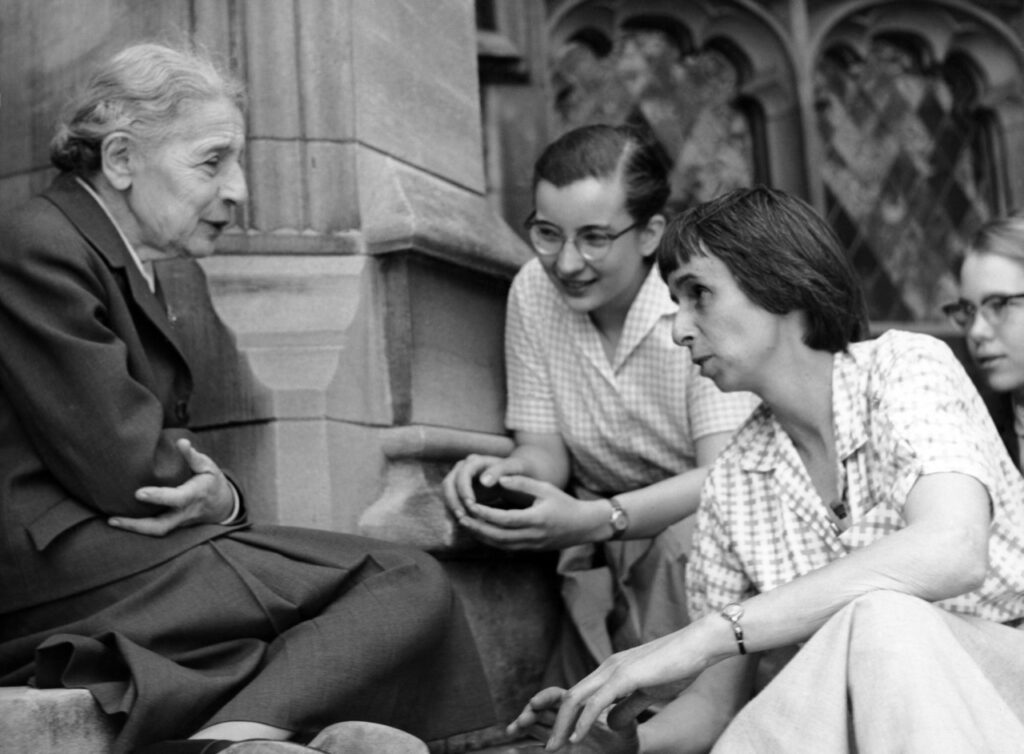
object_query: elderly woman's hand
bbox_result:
[109,438,236,536]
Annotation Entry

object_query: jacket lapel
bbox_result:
[41,174,189,362]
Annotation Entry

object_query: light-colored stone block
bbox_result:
[247,139,307,233]
[192,0,235,57]
[243,0,302,139]
[305,141,361,233]
[0,687,117,754]
[356,148,529,274]
[356,425,514,548]
[296,0,356,141]
[267,418,336,527]
[353,0,485,192]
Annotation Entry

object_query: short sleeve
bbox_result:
[686,473,754,619]
[870,333,1007,505]
[504,263,559,434]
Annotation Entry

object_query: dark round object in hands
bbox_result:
[470,474,535,509]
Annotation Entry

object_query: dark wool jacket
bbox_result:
[0,174,245,614]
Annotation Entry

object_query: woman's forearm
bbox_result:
[736,479,990,653]
[612,467,708,539]
[605,429,735,540]
[508,431,573,488]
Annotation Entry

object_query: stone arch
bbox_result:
[544,0,805,203]
[811,0,1024,202]
[809,1,1024,323]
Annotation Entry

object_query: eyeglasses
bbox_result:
[942,293,1024,330]
[524,213,641,263]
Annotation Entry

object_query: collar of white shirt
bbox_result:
[74,176,155,293]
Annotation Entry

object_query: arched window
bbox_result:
[477,2,1024,326]
[549,19,758,213]
[816,34,999,323]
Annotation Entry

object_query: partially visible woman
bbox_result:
[0,42,494,754]
[509,187,1024,753]
[442,125,758,685]
[947,211,1024,470]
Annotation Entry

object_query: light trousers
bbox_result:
[545,519,691,687]
[714,591,1024,753]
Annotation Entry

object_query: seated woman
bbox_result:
[509,187,1024,753]
[442,125,757,684]
[947,211,1024,470]
[0,42,494,754]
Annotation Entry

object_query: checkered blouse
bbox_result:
[505,259,759,496]
[687,329,1024,624]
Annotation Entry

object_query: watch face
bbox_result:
[611,509,628,531]
[722,603,744,622]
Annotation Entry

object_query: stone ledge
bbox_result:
[0,686,117,754]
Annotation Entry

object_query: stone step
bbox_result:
[0,687,117,754]
[0,686,541,754]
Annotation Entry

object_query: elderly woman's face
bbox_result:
[125,98,246,258]
[959,251,1024,395]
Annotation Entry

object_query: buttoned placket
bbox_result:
[770,425,850,559]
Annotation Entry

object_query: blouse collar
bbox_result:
[74,177,155,292]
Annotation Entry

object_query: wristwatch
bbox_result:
[607,496,630,540]
[720,603,747,655]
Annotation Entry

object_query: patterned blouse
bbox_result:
[505,259,759,496]
[688,330,1024,624]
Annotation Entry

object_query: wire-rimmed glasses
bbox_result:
[942,293,1024,330]
[524,212,641,263]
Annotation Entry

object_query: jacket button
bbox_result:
[175,400,190,424]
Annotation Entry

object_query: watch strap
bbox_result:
[720,603,747,655]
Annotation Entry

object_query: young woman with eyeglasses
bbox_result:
[948,212,1024,470]
[442,124,758,691]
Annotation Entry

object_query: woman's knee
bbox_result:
[844,591,948,649]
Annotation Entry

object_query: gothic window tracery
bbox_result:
[816,34,999,322]
[550,23,756,213]
[480,2,1024,326]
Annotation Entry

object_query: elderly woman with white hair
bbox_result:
[0,42,494,754]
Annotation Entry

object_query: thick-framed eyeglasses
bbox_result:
[942,293,1024,330]
[524,212,641,263]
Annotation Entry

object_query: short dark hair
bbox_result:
[657,186,869,352]
[533,124,670,222]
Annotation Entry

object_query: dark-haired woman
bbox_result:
[511,187,1024,753]
[443,125,757,684]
